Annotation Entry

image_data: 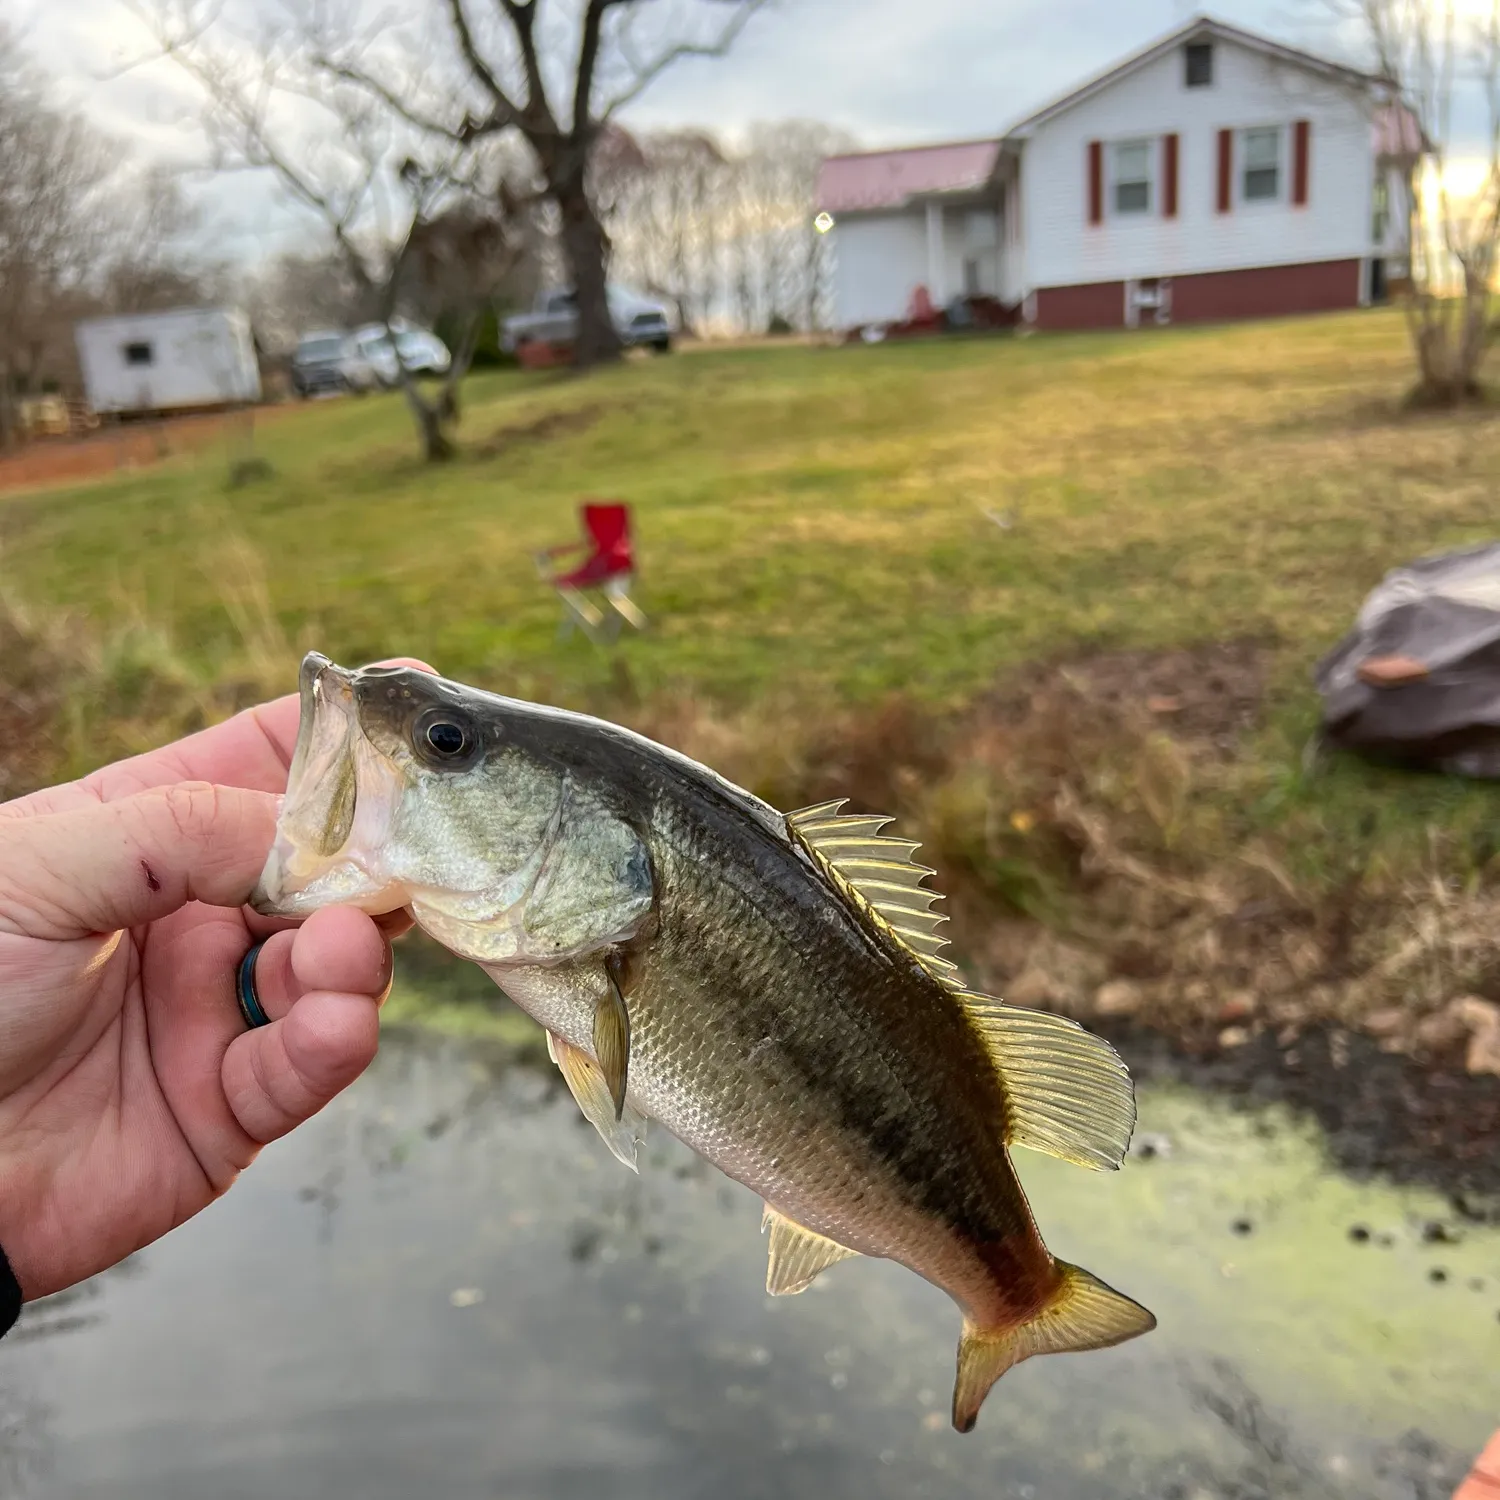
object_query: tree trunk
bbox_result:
[436,312,482,426]
[554,173,621,369]
[397,374,455,462]
[0,357,15,452]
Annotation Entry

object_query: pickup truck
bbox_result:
[501,285,673,355]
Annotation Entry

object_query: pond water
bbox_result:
[1,1028,1494,1499]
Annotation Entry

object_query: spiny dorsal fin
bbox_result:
[786,801,965,990]
[547,1030,648,1173]
[761,1205,860,1295]
[958,994,1136,1171]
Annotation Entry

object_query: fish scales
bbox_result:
[251,654,1156,1432]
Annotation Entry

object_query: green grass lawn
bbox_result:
[8,310,1496,711]
[7,310,1500,1027]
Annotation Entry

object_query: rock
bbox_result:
[1095,980,1144,1018]
[1219,991,1257,1024]
[1218,1025,1251,1049]
[1415,999,1480,1052]
[1363,1007,1409,1039]
[1003,934,1107,1017]
[1414,997,1500,1070]
[1460,999,1500,1078]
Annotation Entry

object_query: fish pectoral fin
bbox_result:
[962,993,1136,1171]
[593,959,631,1121]
[952,1260,1155,1433]
[761,1206,861,1296]
[547,1030,647,1173]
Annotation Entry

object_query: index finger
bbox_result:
[1,657,438,817]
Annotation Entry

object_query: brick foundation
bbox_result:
[1030,258,1364,332]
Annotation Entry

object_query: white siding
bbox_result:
[832,214,929,327]
[75,308,261,415]
[1019,38,1378,291]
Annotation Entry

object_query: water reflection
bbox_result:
[0,1028,1490,1499]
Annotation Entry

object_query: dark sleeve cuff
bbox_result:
[0,1242,22,1340]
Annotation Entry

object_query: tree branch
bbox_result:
[599,0,767,121]
[574,0,628,136]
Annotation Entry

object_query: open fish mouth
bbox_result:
[250,652,406,918]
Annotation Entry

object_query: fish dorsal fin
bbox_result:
[547,1030,649,1173]
[786,801,965,990]
[958,994,1136,1172]
[761,1205,860,1295]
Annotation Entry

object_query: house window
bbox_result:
[1112,139,1153,215]
[1372,174,1390,241]
[1241,127,1282,201]
[1185,42,1214,88]
[123,341,154,367]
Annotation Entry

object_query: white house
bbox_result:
[818,15,1419,334]
[74,307,262,416]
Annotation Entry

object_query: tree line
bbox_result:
[0,24,225,448]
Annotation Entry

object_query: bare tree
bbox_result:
[127,2,528,461]
[98,164,224,313]
[612,129,725,333]
[305,0,769,366]
[1338,0,1500,402]
[0,26,114,445]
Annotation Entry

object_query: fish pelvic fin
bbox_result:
[593,956,631,1121]
[761,1206,860,1296]
[951,1261,1156,1433]
[960,993,1136,1171]
[785,801,966,990]
[547,1030,647,1173]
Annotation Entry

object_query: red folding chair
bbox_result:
[535,502,646,641]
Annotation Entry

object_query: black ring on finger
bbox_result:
[237,941,272,1030]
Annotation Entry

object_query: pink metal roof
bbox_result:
[1373,102,1425,159]
[817,140,1003,214]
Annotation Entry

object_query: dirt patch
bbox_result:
[475,402,611,457]
[994,638,1272,754]
[0,407,293,497]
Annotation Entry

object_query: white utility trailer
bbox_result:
[74,307,261,416]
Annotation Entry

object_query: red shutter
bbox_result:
[1216,128,1233,213]
[1163,133,1179,218]
[1293,119,1311,206]
[1088,140,1103,225]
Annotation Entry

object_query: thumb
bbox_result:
[0,783,279,939]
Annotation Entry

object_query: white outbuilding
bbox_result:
[74,307,262,416]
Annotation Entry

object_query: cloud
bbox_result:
[18,0,1500,270]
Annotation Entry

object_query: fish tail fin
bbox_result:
[951,1260,1156,1433]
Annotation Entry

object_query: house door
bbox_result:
[1369,257,1388,305]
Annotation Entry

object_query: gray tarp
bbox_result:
[1315,542,1500,778]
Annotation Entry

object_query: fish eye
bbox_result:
[413,708,478,766]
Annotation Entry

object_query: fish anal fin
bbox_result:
[761,1206,860,1296]
[548,1031,647,1173]
[961,993,1137,1171]
[593,959,631,1120]
[785,803,967,990]
[952,1261,1155,1432]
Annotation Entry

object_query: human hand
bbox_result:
[0,661,432,1301]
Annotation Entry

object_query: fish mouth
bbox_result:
[250,652,406,919]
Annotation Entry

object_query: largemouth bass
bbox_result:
[251,653,1155,1430]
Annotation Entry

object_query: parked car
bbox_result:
[290,331,377,398]
[500,286,673,355]
[351,323,452,388]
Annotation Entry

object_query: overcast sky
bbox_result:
[10,0,1467,264]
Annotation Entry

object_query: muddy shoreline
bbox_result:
[1106,1021,1500,1224]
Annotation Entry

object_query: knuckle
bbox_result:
[154,781,225,843]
